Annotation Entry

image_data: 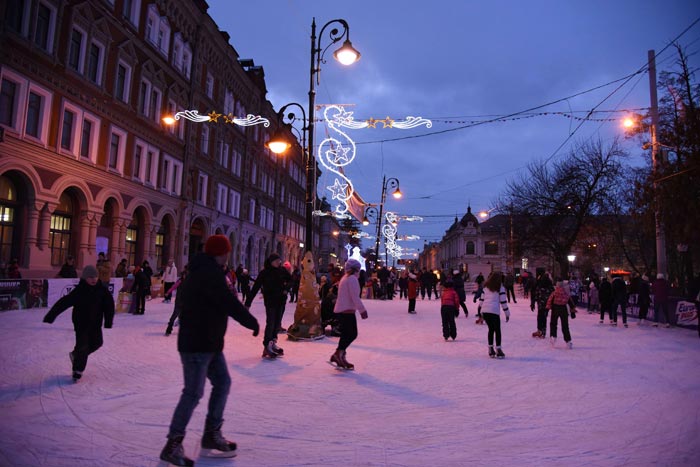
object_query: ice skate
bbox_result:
[599,319,604,324]
[329,349,348,369]
[160,435,194,466]
[72,371,82,382]
[496,347,505,359]
[201,425,237,458]
[339,350,355,370]
[261,344,277,359]
[488,346,496,358]
[567,341,573,349]
[550,336,556,347]
[271,340,284,356]
[532,330,543,338]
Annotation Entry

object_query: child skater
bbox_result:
[546,279,576,349]
[330,259,368,370]
[43,265,115,381]
[478,272,510,358]
[440,279,459,340]
[407,272,419,314]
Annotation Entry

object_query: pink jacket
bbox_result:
[333,272,367,315]
[441,288,460,308]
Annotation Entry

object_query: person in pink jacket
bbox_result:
[440,280,460,340]
[330,259,368,370]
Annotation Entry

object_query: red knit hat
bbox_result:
[204,235,231,256]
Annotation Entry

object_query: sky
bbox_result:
[1,293,698,466]
[207,1,700,258]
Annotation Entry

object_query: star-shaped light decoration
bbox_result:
[327,145,351,164]
[208,111,222,123]
[366,118,378,128]
[382,116,394,128]
[327,178,349,200]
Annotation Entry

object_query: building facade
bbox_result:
[0,0,325,277]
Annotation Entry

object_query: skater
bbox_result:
[131,265,149,315]
[42,265,115,381]
[452,269,469,317]
[161,258,178,303]
[245,253,291,359]
[531,272,554,338]
[330,259,368,370]
[546,279,576,349]
[610,276,628,327]
[637,275,652,325]
[478,273,510,358]
[651,273,671,327]
[164,266,188,336]
[587,281,599,313]
[440,280,459,340]
[504,272,517,303]
[407,272,418,314]
[599,277,613,324]
[160,235,259,466]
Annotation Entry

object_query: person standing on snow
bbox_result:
[330,259,368,370]
[161,258,178,303]
[531,272,554,338]
[160,235,259,466]
[245,253,291,359]
[407,272,419,314]
[478,272,510,359]
[440,279,460,340]
[546,279,576,349]
[451,269,469,317]
[42,265,114,382]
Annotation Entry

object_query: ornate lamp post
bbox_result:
[374,176,401,264]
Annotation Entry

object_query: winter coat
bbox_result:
[162,265,179,283]
[611,278,627,300]
[245,263,291,308]
[546,286,575,310]
[407,278,419,299]
[97,260,112,284]
[651,278,669,303]
[599,279,613,306]
[638,280,651,307]
[131,270,150,294]
[479,285,510,318]
[334,272,367,315]
[57,263,78,278]
[115,262,128,278]
[440,288,460,308]
[43,279,115,331]
[177,253,258,353]
[533,276,554,310]
[452,274,466,302]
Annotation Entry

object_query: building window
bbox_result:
[466,241,475,255]
[485,240,499,255]
[60,108,75,151]
[122,0,141,27]
[196,173,208,205]
[205,73,214,98]
[5,0,30,35]
[200,126,209,155]
[49,193,74,266]
[0,176,17,262]
[0,78,18,128]
[217,184,227,213]
[115,62,131,102]
[68,27,85,72]
[248,198,255,223]
[34,2,56,53]
[107,126,127,173]
[133,144,142,180]
[171,162,181,195]
[125,227,137,267]
[228,190,240,218]
[231,149,242,176]
[25,91,41,138]
[86,41,105,84]
[80,119,92,158]
[155,229,164,269]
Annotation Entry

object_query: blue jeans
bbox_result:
[167,352,231,439]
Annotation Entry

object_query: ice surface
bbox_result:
[1,295,698,466]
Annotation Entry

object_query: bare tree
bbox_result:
[501,139,627,277]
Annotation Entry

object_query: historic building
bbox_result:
[0,0,339,277]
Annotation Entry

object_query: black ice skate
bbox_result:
[72,371,82,382]
[329,349,353,370]
[271,340,284,356]
[160,435,194,466]
[496,347,505,359]
[488,346,496,358]
[262,345,277,359]
[201,425,237,458]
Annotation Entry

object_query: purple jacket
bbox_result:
[333,272,367,315]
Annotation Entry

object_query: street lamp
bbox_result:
[306,18,360,253]
[362,205,378,227]
[374,176,401,264]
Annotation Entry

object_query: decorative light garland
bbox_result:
[381,211,402,258]
[173,110,270,127]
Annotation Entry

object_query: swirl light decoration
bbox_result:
[316,105,431,218]
[382,211,403,258]
[173,110,270,127]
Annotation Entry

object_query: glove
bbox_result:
[360,310,368,320]
[571,312,576,319]
[506,315,510,322]
[530,304,535,312]
[252,322,260,337]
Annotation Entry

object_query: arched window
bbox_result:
[0,176,17,261]
[466,241,475,255]
[50,192,74,266]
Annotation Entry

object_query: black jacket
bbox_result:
[177,253,258,353]
[43,279,115,329]
[245,263,291,308]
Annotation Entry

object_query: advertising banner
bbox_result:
[0,279,49,310]
[675,300,698,327]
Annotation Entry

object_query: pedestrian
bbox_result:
[245,253,291,359]
[610,276,628,327]
[42,265,115,381]
[238,268,251,303]
[131,265,149,315]
[478,272,510,358]
[115,258,128,278]
[96,252,112,286]
[398,271,408,300]
[546,279,576,349]
[440,279,459,340]
[451,269,469,317]
[473,273,484,303]
[504,272,517,303]
[587,281,599,313]
[164,265,188,336]
[420,268,432,300]
[598,277,613,324]
[289,265,301,303]
[141,260,154,298]
[160,235,259,465]
[56,255,78,278]
[637,275,652,325]
[329,259,368,370]
[7,258,21,278]
[531,272,554,338]
[651,273,671,327]
[161,259,178,303]
[407,273,419,314]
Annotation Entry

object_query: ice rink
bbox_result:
[1,293,698,466]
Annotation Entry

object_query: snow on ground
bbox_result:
[0,293,698,467]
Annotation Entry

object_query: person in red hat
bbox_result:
[160,234,259,466]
